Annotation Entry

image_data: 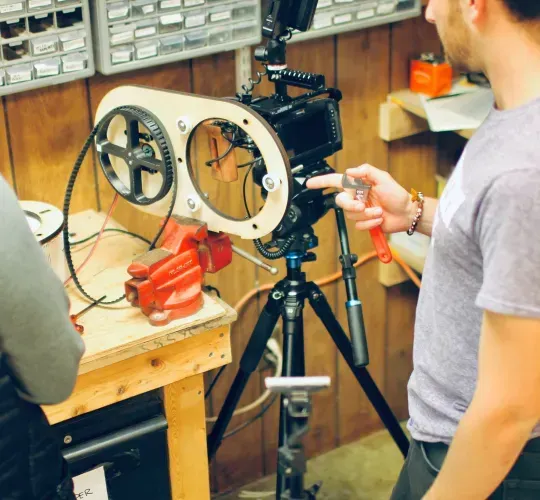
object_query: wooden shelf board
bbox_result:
[380,88,476,142]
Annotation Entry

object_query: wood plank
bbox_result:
[5,82,97,211]
[335,25,391,445]
[189,51,265,494]
[165,374,211,500]
[88,61,193,240]
[43,325,231,425]
[387,89,475,140]
[379,101,430,142]
[0,98,13,187]
[384,12,441,419]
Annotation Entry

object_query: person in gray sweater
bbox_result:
[0,173,85,499]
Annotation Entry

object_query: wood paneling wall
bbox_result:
[0,10,446,496]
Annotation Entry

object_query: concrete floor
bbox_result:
[216,426,408,500]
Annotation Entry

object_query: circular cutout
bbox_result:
[187,118,270,221]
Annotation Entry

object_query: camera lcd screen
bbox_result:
[278,108,330,158]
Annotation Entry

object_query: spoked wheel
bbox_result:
[95,106,174,206]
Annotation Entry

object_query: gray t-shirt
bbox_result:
[0,175,85,405]
[408,97,540,444]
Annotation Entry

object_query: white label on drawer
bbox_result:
[317,0,332,7]
[357,9,375,20]
[210,11,230,22]
[161,13,182,24]
[377,3,395,15]
[33,41,56,55]
[112,50,132,63]
[29,0,51,8]
[109,6,129,19]
[160,0,180,8]
[111,31,133,44]
[135,26,156,37]
[334,13,352,24]
[312,15,332,30]
[63,38,85,51]
[0,3,23,14]
[73,467,109,500]
[142,4,155,14]
[9,69,31,83]
[29,0,52,9]
[185,13,205,28]
[36,65,59,77]
[184,0,204,6]
[63,59,85,72]
[137,44,157,58]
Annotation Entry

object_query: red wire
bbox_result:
[64,193,120,287]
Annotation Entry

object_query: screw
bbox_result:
[64,435,73,445]
[187,198,196,209]
[128,152,132,157]
[129,161,133,165]
[264,177,275,190]
[178,120,187,133]
[204,193,209,199]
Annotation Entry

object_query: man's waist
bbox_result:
[419,437,540,480]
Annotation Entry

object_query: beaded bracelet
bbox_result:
[407,189,425,236]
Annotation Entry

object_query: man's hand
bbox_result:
[306,164,415,234]
[424,311,540,499]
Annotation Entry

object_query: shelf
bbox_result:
[379,88,476,142]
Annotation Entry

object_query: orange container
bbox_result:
[410,53,453,98]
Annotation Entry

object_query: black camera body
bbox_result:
[249,94,343,168]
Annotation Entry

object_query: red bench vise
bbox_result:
[125,215,233,326]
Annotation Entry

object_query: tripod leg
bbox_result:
[277,296,306,499]
[306,282,410,458]
[207,286,285,460]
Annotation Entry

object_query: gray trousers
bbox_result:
[390,438,540,500]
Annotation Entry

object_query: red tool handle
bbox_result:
[365,200,393,264]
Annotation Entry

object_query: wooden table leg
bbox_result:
[164,374,210,500]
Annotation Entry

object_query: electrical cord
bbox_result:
[206,338,282,423]
[63,105,178,304]
[69,228,151,246]
[223,394,278,440]
[254,235,296,260]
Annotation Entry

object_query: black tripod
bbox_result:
[207,203,410,499]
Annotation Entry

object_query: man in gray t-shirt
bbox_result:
[308,0,540,498]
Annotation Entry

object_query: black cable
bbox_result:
[243,162,256,218]
[203,285,221,298]
[222,394,278,440]
[205,365,226,400]
[70,228,151,246]
[63,106,178,305]
[254,235,295,260]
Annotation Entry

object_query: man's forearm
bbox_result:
[414,196,438,238]
[424,401,535,499]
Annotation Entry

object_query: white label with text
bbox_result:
[0,3,23,14]
[73,467,109,500]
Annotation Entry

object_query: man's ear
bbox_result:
[463,0,488,26]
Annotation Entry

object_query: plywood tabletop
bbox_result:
[65,210,237,374]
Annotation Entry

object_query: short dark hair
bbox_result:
[503,0,540,21]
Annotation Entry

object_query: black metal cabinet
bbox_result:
[52,391,171,500]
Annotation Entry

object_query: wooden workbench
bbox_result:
[42,210,237,500]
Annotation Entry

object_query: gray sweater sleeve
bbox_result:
[0,175,85,405]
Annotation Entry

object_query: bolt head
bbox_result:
[64,435,73,444]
